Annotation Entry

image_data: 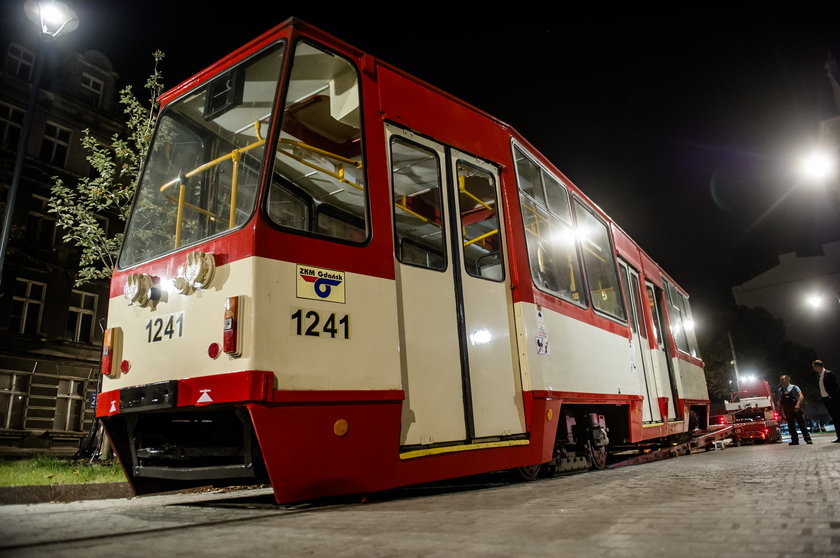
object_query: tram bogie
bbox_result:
[97,18,709,504]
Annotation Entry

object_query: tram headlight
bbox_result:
[184,251,215,290]
[124,273,153,307]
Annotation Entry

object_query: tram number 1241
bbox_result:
[291,309,350,339]
[145,312,184,343]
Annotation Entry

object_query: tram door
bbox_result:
[646,281,678,420]
[619,262,659,422]
[386,125,524,446]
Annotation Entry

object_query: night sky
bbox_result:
[6,4,840,325]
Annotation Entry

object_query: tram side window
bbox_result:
[267,42,367,243]
[457,162,503,281]
[573,200,626,321]
[646,284,664,348]
[514,147,586,305]
[665,281,700,358]
[681,295,700,358]
[631,274,648,340]
[390,138,446,270]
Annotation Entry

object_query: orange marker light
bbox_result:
[101,327,122,377]
[223,296,241,357]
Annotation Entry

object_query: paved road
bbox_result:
[1,433,839,557]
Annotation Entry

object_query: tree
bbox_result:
[49,51,164,285]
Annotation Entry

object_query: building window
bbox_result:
[0,370,29,430]
[80,73,104,108]
[55,378,87,432]
[66,290,97,343]
[25,194,57,246]
[40,122,71,166]
[9,278,47,335]
[5,43,35,81]
[0,102,24,150]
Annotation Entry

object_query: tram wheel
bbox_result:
[587,442,608,470]
[516,463,542,481]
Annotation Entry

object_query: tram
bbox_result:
[96,18,709,503]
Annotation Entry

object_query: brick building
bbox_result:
[0,25,123,455]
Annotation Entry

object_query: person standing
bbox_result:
[778,375,812,445]
[812,360,840,443]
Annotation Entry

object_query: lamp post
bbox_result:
[0,0,78,286]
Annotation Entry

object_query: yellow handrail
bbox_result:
[458,176,494,212]
[275,143,364,192]
[279,138,362,168]
[464,228,498,247]
[395,195,440,226]
[175,183,186,248]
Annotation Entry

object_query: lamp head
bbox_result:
[24,0,79,38]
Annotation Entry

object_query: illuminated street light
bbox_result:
[798,148,837,183]
[0,1,78,286]
[805,291,840,311]
[24,0,79,37]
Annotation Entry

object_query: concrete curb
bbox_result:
[0,482,132,505]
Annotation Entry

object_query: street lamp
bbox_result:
[798,148,837,183]
[805,291,840,311]
[0,1,78,286]
[24,0,79,37]
[797,146,840,214]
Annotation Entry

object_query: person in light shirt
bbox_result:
[812,360,840,443]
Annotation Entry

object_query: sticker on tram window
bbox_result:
[145,312,184,343]
[296,264,346,303]
[290,308,350,339]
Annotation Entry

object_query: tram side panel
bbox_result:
[515,302,640,399]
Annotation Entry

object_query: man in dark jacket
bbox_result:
[778,375,812,445]
[812,360,840,443]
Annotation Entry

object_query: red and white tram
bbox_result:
[97,18,709,503]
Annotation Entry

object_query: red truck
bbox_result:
[710,379,782,445]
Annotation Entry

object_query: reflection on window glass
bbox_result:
[390,137,445,270]
[120,44,285,267]
[647,284,663,347]
[618,264,635,334]
[514,149,544,206]
[515,146,585,305]
[543,173,571,222]
[267,42,367,242]
[573,200,626,320]
[665,280,700,358]
[631,274,648,340]
[457,162,503,281]
[665,281,689,353]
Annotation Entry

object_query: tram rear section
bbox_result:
[96,18,709,504]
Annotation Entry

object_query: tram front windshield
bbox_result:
[119,44,285,267]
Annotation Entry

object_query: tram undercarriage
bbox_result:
[103,406,270,495]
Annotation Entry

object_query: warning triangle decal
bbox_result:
[197,389,213,403]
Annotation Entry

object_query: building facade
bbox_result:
[732,241,840,378]
[0,29,123,455]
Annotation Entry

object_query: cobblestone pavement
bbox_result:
[1,433,839,557]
